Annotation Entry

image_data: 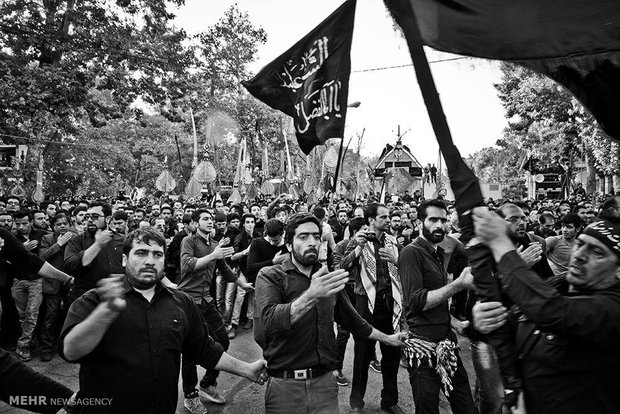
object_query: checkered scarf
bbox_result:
[359,234,402,331]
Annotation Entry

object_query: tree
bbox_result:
[468,62,620,200]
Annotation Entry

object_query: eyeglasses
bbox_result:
[7,201,20,205]
[505,216,527,224]
[83,213,102,220]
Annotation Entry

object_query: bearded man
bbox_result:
[255,213,406,414]
[398,199,477,414]
[64,201,124,298]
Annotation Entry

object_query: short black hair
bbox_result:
[312,206,326,220]
[241,213,255,224]
[390,210,402,219]
[561,213,582,228]
[52,212,70,225]
[88,201,112,217]
[264,218,285,238]
[418,199,447,221]
[181,213,193,225]
[284,213,322,245]
[73,205,87,216]
[123,228,167,256]
[364,203,387,221]
[227,212,240,223]
[14,210,31,221]
[112,211,128,221]
[348,217,367,235]
[192,208,212,223]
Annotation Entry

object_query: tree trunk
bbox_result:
[584,150,597,194]
[39,0,77,65]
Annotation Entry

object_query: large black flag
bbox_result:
[242,0,357,155]
[385,0,620,144]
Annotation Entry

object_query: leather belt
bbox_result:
[267,366,329,380]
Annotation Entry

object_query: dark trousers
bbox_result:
[0,286,20,347]
[408,351,477,414]
[182,299,229,396]
[40,294,62,353]
[350,292,399,409]
[335,284,355,371]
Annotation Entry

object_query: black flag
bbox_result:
[385,0,620,144]
[242,0,357,155]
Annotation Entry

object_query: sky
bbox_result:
[173,0,508,165]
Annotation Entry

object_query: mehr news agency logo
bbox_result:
[9,394,112,407]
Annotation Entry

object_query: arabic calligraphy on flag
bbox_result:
[242,0,357,155]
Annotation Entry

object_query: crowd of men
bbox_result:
[0,187,619,414]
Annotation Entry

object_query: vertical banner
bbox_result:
[242,0,357,154]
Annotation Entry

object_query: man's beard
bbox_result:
[292,247,318,266]
[423,225,445,243]
[127,267,163,289]
[509,226,527,243]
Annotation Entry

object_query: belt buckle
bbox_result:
[294,369,308,380]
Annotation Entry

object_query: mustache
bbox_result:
[140,267,158,274]
[303,248,318,255]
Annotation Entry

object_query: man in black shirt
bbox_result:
[341,203,403,413]
[60,228,266,414]
[229,213,261,338]
[64,201,124,298]
[472,210,620,414]
[255,213,405,414]
[246,218,289,284]
[12,210,49,361]
[398,199,476,414]
[0,229,74,413]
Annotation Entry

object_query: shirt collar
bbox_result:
[414,236,443,255]
[120,275,171,297]
[195,231,212,245]
[281,257,321,278]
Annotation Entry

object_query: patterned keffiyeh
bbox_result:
[402,337,459,396]
[358,234,402,331]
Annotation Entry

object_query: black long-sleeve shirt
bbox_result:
[255,258,373,371]
[399,237,452,342]
[246,237,288,283]
[498,251,620,414]
[233,230,260,277]
[0,228,45,288]
[64,231,124,293]
[59,279,224,414]
[0,348,73,413]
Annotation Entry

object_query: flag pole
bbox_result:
[333,135,354,195]
[395,0,484,236]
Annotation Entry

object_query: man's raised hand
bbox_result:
[212,244,234,260]
[98,275,127,313]
[306,267,349,299]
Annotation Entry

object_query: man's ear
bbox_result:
[122,254,127,268]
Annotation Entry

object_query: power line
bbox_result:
[351,56,469,73]
[0,132,178,150]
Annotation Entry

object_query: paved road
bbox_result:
[0,325,476,414]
